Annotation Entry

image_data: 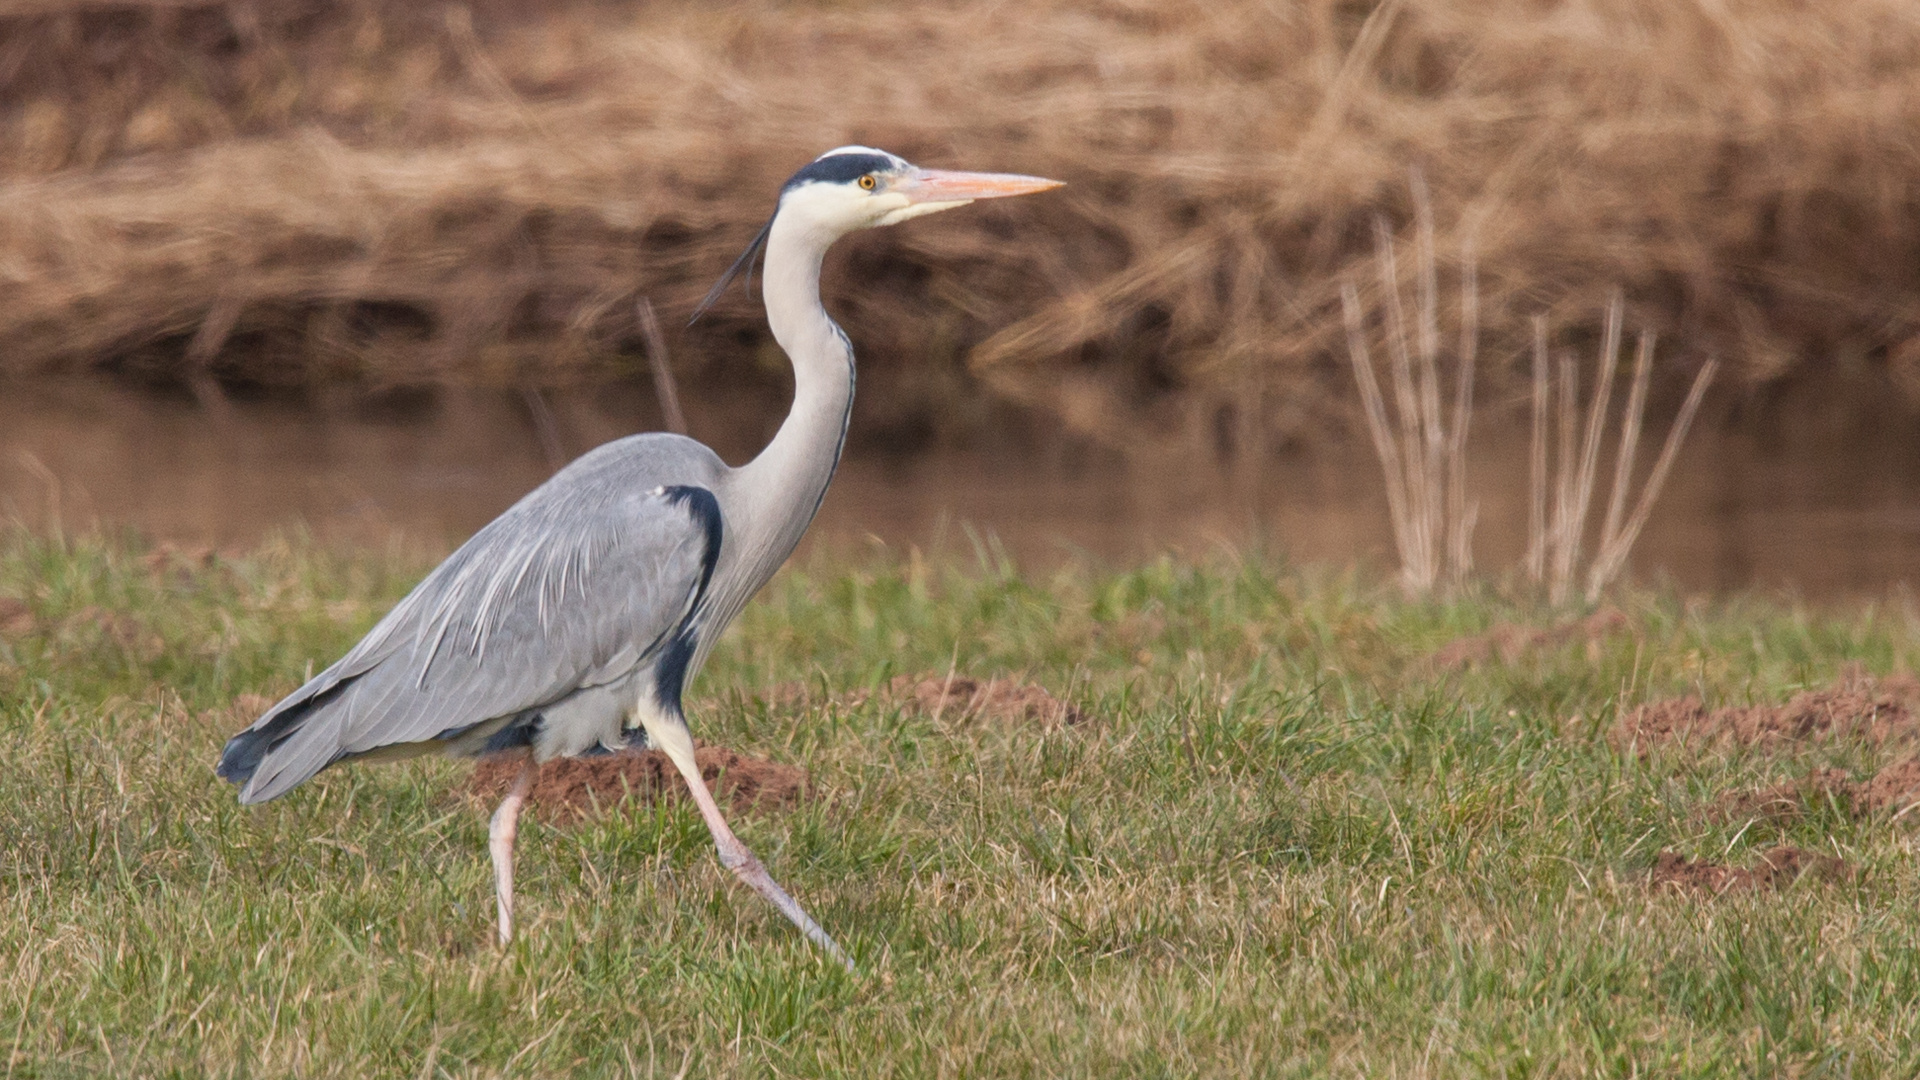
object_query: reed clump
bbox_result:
[1,0,1917,451]
[1341,176,1720,603]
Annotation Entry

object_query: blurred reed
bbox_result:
[0,0,1907,462]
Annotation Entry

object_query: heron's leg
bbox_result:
[488,754,537,945]
[638,712,855,971]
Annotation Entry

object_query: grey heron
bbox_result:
[216,147,1062,969]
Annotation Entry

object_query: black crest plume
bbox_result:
[688,215,775,325]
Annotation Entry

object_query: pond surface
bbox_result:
[6,377,1920,600]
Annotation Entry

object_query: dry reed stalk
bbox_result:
[1571,300,1625,541]
[1550,347,1578,599]
[1343,178,1478,597]
[1446,240,1478,586]
[1526,317,1550,582]
[13,451,62,543]
[1595,330,1656,564]
[1522,300,1717,603]
[1585,355,1719,600]
[635,298,686,436]
[1342,281,1417,590]
[1373,217,1434,591]
[1410,174,1446,571]
[1550,295,1623,604]
[1351,171,1712,599]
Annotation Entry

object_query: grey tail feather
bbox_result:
[215,681,348,800]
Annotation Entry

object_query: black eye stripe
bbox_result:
[781,153,898,193]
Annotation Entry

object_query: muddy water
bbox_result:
[5,377,1920,598]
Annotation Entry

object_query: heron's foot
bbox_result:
[640,713,854,971]
[715,837,855,972]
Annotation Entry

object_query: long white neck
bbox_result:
[723,205,856,598]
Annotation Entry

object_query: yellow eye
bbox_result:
[858,174,877,191]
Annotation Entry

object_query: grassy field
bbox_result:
[5,528,1920,1076]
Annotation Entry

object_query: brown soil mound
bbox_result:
[467,744,807,824]
[1705,769,1857,823]
[1431,609,1631,670]
[1615,676,1920,749]
[763,673,1088,728]
[1706,758,1920,823]
[1859,759,1920,818]
[0,597,33,639]
[1651,846,1854,895]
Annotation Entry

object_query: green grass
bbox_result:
[5,529,1920,1076]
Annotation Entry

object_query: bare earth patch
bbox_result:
[1860,758,1920,817]
[760,673,1088,728]
[1704,769,1858,822]
[1650,846,1855,895]
[1624,674,1920,825]
[467,745,809,824]
[1614,674,1920,749]
[1430,609,1632,670]
[1704,761,1920,823]
[0,597,33,638]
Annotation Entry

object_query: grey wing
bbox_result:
[218,482,721,804]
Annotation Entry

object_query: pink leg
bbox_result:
[641,714,854,970]
[488,755,537,945]
[681,769,854,970]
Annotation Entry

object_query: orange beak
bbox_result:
[896,168,1065,205]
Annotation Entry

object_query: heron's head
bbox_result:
[692,147,1062,320]
[776,146,1062,234]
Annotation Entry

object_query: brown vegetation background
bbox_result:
[3,0,1919,458]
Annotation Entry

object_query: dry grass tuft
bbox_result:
[3,0,1920,452]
